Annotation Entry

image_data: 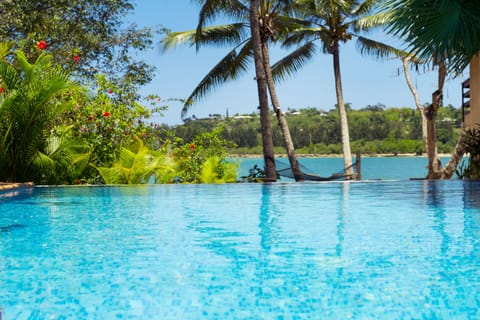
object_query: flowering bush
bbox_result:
[37,40,47,50]
[0,42,236,184]
[62,75,161,182]
[171,127,238,183]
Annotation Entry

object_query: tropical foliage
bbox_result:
[171,128,238,183]
[0,44,237,184]
[456,128,480,180]
[97,128,238,184]
[384,0,480,72]
[95,136,176,184]
[0,46,81,183]
[0,0,157,86]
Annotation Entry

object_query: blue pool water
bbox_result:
[1,181,479,319]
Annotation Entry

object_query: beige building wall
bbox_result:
[465,54,480,128]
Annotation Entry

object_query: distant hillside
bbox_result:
[169,104,462,155]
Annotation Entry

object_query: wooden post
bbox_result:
[356,150,362,180]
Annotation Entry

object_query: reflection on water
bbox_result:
[463,180,480,209]
[0,223,27,233]
[0,182,478,319]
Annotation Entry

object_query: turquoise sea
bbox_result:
[0,157,478,319]
[236,156,465,181]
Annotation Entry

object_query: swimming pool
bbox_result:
[1,181,479,319]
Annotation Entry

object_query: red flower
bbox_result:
[103,111,111,118]
[0,87,3,93]
[37,40,47,50]
[73,55,80,62]
[108,89,113,94]
[190,143,195,150]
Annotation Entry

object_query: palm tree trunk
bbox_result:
[250,0,276,181]
[261,40,304,181]
[441,128,467,179]
[332,43,354,178]
[402,57,428,149]
[426,60,446,179]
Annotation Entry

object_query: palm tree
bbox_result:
[384,0,480,179]
[256,1,304,181]
[401,55,445,178]
[0,48,80,182]
[277,0,388,178]
[250,0,277,180]
[161,0,306,181]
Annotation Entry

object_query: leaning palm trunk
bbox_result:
[402,57,428,148]
[403,56,448,179]
[332,43,354,178]
[441,128,467,179]
[261,41,304,181]
[425,59,446,179]
[250,0,276,180]
[425,92,443,178]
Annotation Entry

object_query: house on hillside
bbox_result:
[462,54,480,128]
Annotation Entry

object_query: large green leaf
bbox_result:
[384,0,480,72]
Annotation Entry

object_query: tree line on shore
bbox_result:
[170,104,462,156]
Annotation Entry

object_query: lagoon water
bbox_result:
[0,157,478,319]
[236,156,465,181]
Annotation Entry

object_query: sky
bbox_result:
[127,0,467,125]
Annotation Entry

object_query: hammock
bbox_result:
[275,159,357,181]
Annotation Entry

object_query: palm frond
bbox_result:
[194,0,247,52]
[384,0,480,72]
[0,42,13,59]
[30,151,56,179]
[282,28,322,48]
[161,23,249,52]
[96,135,174,184]
[273,15,312,39]
[181,40,252,119]
[118,147,136,169]
[271,42,318,82]
[0,61,20,90]
[195,23,250,49]
[355,36,408,61]
[294,0,322,16]
[352,0,380,17]
[195,0,248,34]
[96,166,127,184]
[353,11,391,33]
[160,30,197,52]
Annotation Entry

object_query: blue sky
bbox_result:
[128,0,467,125]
